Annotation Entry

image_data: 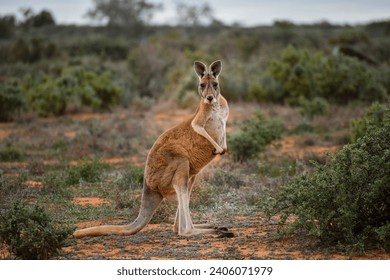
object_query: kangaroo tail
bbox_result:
[73,186,163,238]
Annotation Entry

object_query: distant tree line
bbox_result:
[0,8,55,38]
[0,0,222,39]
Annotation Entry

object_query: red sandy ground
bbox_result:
[1,103,388,260]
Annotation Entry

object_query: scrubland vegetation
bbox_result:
[0,1,389,259]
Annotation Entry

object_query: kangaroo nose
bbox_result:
[207,96,213,102]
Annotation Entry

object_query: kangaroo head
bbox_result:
[194,60,222,104]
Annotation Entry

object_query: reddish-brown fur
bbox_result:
[74,60,231,238]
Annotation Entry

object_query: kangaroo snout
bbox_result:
[207,96,214,102]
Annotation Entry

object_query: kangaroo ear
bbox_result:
[194,61,207,79]
[209,60,222,78]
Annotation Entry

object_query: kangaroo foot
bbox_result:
[217,229,235,238]
[215,226,234,238]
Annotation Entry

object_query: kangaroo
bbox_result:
[74,60,232,238]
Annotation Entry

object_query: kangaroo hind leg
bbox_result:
[173,176,224,232]
[172,160,219,236]
[173,174,233,237]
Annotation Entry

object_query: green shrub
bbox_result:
[262,46,387,105]
[0,174,30,209]
[209,169,241,189]
[167,69,198,108]
[128,42,173,98]
[248,76,285,103]
[112,165,144,210]
[297,96,329,119]
[10,38,59,63]
[43,171,72,199]
[190,182,221,211]
[0,81,25,121]
[228,113,283,162]
[0,144,24,161]
[113,187,140,210]
[0,202,73,259]
[351,102,386,143]
[219,61,265,102]
[66,159,109,185]
[0,15,15,39]
[23,66,122,117]
[258,158,298,178]
[262,106,390,253]
[23,74,67,116]
[114,165,144,190]
[219,67,251,101]
[328,28,369,45]
[67,37,129,60]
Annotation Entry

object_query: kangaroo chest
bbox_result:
[205,106,228,146]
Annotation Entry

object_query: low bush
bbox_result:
[22,66,122,117]
[258,158,298,178]
[228,113,283,162]
[0,174,30,209]
[258,46,388,105]
[167,69,198,108]
[43,171,72,199]
[67,37,130,60]
[66,159,109,185]
[262,106,390,253]
[351,102,386,143]
[328,28,370,45]
[0,144,24,161]
[114,165,144,190]
[128,42,174,98]
[0,15,15,39]
[0,81,25,121]
[23,74,67,116]
[0,202,73,259]
[219,60,265,102]
[10,38,59,63]
[190,182,220,210]
[112,165,144,210]
[297,96,329,119]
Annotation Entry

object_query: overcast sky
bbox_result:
[1,0,389,26]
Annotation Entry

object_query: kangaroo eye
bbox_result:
[212,82,218,89]
[200,83,206,89]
